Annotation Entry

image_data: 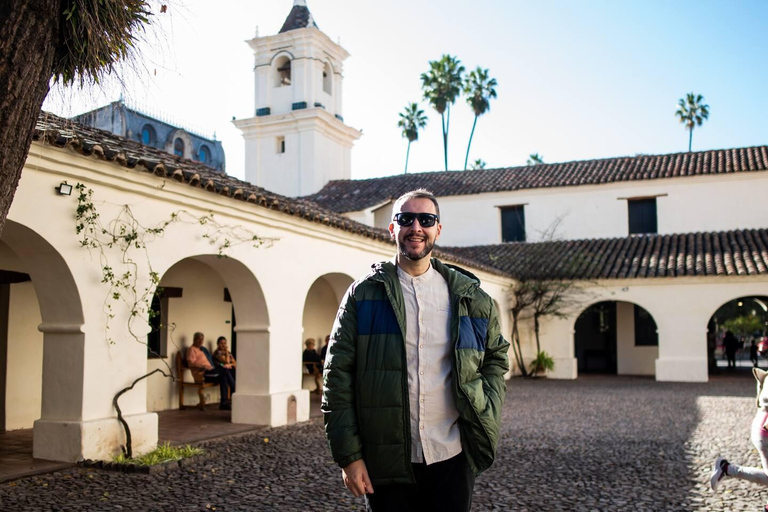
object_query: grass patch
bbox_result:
[112,442,203,467]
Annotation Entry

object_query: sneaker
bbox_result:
[710,456,728,491]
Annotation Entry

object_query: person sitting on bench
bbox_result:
[213,336,237,381]
[187,332,235,410]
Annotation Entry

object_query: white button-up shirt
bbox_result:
[397,264,462,464]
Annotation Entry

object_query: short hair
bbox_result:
[217,336,227,343]
[305,338,316,347]
[392,189,440,218]
[193,332,204,343]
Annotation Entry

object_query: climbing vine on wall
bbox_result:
[74,182,276,457]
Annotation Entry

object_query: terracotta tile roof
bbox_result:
[279,2,318,33]
[306,147,768,213]
[442,229,768,281]
[31,112,505,277]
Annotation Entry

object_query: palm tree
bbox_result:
[675,92,710,152]
[470,158,487,170]
[527,153,544,165]
[463,67,497,170]
[397,103,428,174]
[421,54,465,170]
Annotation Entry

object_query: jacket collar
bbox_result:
[370,257,480,298]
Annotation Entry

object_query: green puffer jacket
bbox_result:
[322,258,510,486]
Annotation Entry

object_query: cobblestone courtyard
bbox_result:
[1,375,766,511]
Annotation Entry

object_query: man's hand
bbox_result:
[342,459,374,497]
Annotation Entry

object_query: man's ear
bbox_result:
[754,367,768,386]
[388,222,396,239]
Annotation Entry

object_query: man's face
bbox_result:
[389,197,441,261]
[193,336,203,347]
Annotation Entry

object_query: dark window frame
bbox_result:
[500,205,526,242]
[627,198,658,235]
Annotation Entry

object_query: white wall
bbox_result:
[531,276,768,382]
[4,282,43,430]
[616,301,657,376]
[375,172,768,247]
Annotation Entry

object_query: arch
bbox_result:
[140,124,156,146]
[300,273,354,392]
[146,254,269,413]
[0,221,85,460]
[573,300,658,376]
[706,295,768,372]
[322,61,333,95]
[198,144,211,164]
[273,54,292,87]
[173,138,185,157]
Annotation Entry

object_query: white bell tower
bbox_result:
[234,0,362,197]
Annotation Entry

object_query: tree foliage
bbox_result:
[397,102,427,174]
[675,92,710,152]
[463,67,497,170]
[421,54,464,171]
[0,0,161,239]
[508,223,593,377]
[722,315,764,338]
[527,153,544,165]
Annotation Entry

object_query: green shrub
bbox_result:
[528,351,555,377]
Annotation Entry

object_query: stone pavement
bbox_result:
[1,375,767,511]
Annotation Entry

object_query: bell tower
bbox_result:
[235,0,361,197]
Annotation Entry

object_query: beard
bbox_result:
[397,234,435,261]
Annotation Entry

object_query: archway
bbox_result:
[707,296,768,373]
[574,301,658,376]
[146,255,268,418]
[0,220,84,462]
[300,273,353,393]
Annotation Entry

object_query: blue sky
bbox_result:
[44,0,768,182]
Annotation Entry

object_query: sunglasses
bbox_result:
[393,212,440,228]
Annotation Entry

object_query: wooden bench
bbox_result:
[176,351,217,410]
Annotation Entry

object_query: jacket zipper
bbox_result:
[376,272,416,483]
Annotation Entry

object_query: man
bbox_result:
[322,189,509,511]
[187,332,235,410]
[303,338,323,394]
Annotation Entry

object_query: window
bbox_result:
[634,305,658,346]
[628,198,657,235]
[198,145,210,164]
[323,61,332,94]
[277,136,285,154]
[501,205,526,242]
[147,287,182,358]
[140,124,156,145]
[174,138,185,157]
[274,55,291,87]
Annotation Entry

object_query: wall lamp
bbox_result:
[56,181,73,196]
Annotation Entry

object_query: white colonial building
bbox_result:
[306,148,768,382]
[1,0,766,467]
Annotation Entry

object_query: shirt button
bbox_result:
[419,344,423,349]
[420,426,424,430]
[419,371,424,375]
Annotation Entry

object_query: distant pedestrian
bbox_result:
[724,331,739,369]
[753,339,760,368]
[711,368,768,512]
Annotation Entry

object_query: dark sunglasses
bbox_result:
[393,212,439,228]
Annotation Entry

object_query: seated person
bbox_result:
[320,334,330,364]
[213,336,237,380]
[187,332,235,410]
[302,338,323,394]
